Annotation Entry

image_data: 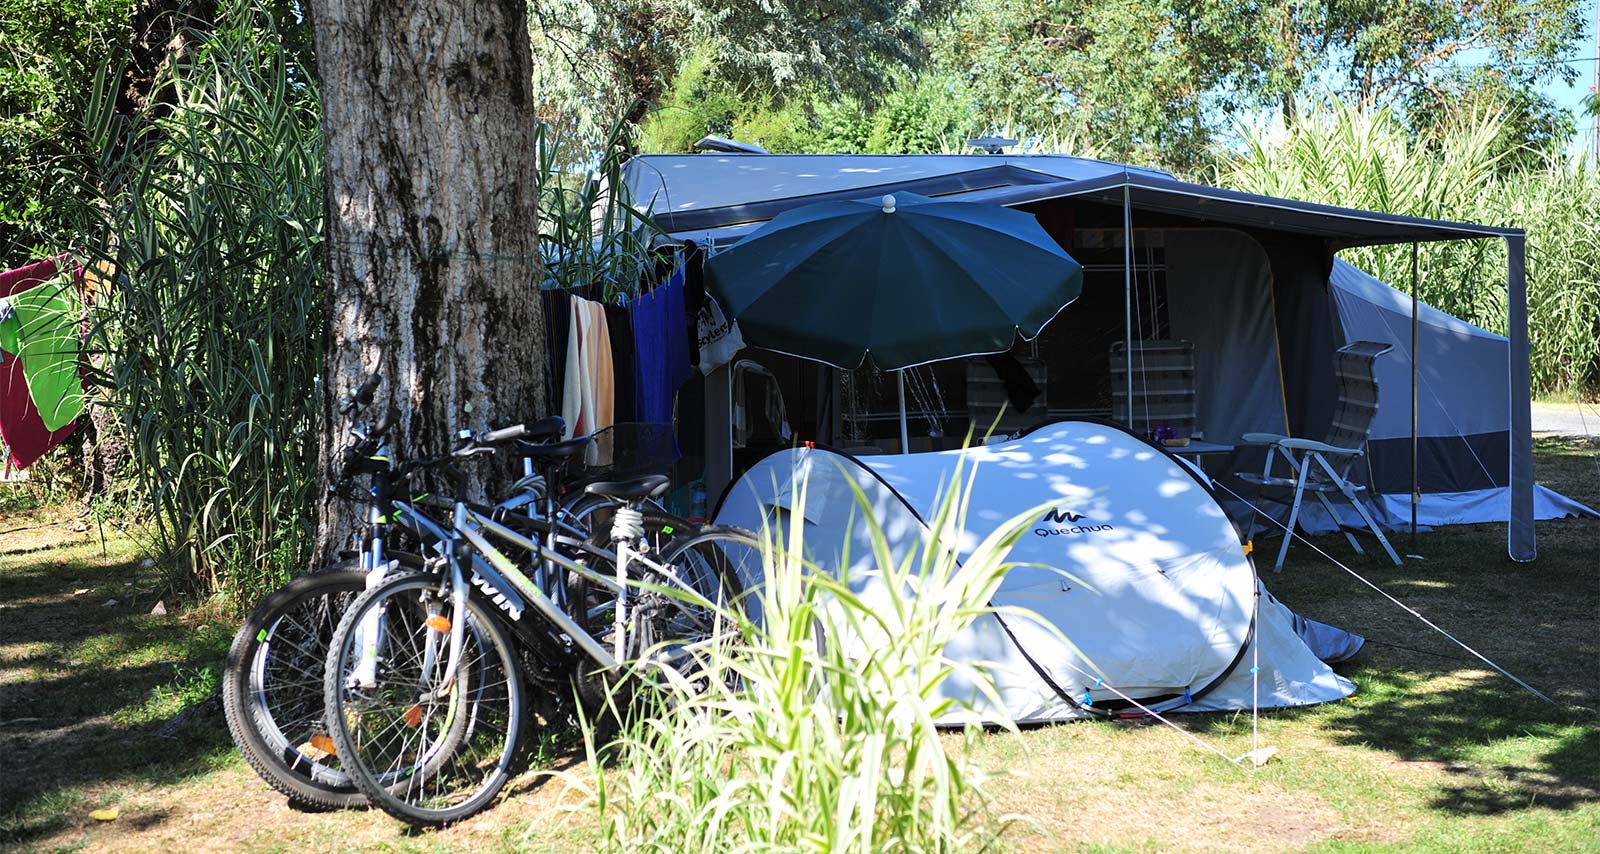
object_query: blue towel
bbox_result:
[632,269,694,426]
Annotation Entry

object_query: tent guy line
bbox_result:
[1037,639,1251,768]
[1214,479,1557,706]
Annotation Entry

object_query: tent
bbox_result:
[622,153,1593,561]
[1289,260,1596,532]
[714,420,1363,725]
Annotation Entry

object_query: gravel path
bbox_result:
[1530,401,1600,438]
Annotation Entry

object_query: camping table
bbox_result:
[1165,440,1235,463]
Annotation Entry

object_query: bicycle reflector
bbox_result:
[425,615,451,633]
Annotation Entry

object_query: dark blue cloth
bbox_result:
[632,269,693,425]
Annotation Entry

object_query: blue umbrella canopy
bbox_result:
[703,192,1083,370]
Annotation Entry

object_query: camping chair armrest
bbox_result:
[1241,432,1288,444]
[1276,437,1362,456]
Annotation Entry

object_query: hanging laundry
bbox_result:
[0,274,86,431]
[561,294,614,465]
[982,352,1041,413]
[682,242,705,368]
[731,359,791,448]
[605,302,638,425]
[0,258,81,471]
[632,267,693,425]
[541,289,571,417]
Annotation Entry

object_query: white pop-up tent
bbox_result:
[714,419,1363,725]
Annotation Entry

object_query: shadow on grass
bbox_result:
[0,540,236,847]
[1329,667,1596,815]
[1170,496,1600,820]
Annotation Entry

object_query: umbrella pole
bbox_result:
[897,370,910,452]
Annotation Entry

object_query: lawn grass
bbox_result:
[0,438,1595,852]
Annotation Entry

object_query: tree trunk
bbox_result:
[308,0,546,564]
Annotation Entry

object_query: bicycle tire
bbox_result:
[323,574,524,825]
[223,566,408,809]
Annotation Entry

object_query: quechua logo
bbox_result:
[1034,507,1114,537]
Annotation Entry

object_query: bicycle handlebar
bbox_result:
[480,423,528,445]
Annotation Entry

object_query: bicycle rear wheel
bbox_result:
[629,525,758,679]
[224,566,379,809]
[323,575,524,825]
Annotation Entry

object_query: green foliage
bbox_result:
[563,463,1042,850]
[637,51,818,155]
[641,58,979,156]
[1265,0,1586,109]
[531,0,956,155]
[72,4,325,604]
[1403,68,1579,173]
[0,0,133,259]
[929,0,1276,168]
[1221,102,1600,396]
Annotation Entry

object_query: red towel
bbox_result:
[1,257,80,471]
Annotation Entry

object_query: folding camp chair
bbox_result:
[1239,341,1402,572]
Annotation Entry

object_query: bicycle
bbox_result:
[224,374,591,808]
[321,434,762,824]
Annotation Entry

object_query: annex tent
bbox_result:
[622,153,1591,561]
[714,420,1362,725]
[1309,260,1595,531]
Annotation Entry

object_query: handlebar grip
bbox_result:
[355,371,381,406]
[371,406,398,439]
[479,423,527,445]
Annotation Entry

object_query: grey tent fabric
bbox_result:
[1326,260,1597,527]
[1163,230,1288,444]
[956,172,1518,247]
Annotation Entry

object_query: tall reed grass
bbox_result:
[52,3,660,604]
[73,4,324,603]
[1220,102,1600,396]
[537,111,661,302]
[554,463,1043,851]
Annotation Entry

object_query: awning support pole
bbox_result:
[1505,234,1536,561]
[1410,242,1419,549]
[897,370,910,452]
[1123,183,1134,428]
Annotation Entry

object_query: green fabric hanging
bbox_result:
[0,273,84,431]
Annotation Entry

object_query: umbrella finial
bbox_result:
[881,195,896,213]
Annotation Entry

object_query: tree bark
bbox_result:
[308,0,545,564]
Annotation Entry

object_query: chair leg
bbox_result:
[1274,455,1312,573]
[1311,488,1364,555]
[1315,454,1401,566]
[1242,448,1276,545]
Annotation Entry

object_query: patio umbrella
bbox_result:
[704,192,1083,448]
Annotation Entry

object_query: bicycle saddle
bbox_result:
[583,473,671,501]
[515,435,590,460]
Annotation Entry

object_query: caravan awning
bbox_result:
[646,163,1522,249]
[955,172,1521,248]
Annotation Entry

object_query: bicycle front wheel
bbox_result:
[323,575,524,825]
